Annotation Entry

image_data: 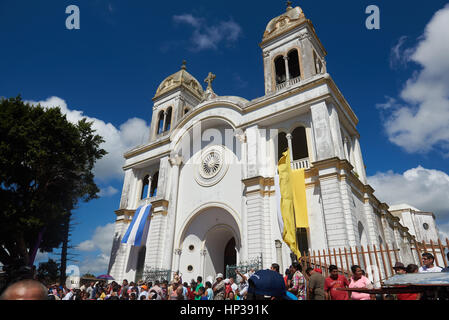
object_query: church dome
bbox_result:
[262,5,307,42]
[154,62,204,100]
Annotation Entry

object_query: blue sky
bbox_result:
[1,0,449,275]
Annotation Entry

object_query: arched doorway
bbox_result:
[224,238,237,274]
[177,206,241,283]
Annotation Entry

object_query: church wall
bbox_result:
[410,212,439,243]
[174,143,243,248]
[339,180,359,248]
[109,221,129,281]
[306,185,328,251]
[318,175,349,249]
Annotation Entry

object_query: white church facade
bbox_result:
[108,5,438,283]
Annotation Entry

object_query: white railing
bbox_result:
[276,82,287,91]
[275,76,301,91]
[292,158,310,170]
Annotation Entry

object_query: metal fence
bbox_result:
[226,255,263,282]
[412,238,449,269]
[142,266,171,283]
[299,244,401,287]
[298,239,449,287]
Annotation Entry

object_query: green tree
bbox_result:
[37,259,60,284]
[0,96,107,283]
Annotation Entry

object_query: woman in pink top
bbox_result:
[348,265,375,300]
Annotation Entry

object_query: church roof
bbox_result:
[153,62,205,101]
[389,203,422,212]
[262,5,307,42]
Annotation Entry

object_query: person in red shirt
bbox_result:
[396,264,420,300]
[324,265,350,300]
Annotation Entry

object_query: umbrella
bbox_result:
[248,269,288,298]
[97,274,114,280]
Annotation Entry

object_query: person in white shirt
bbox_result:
[229,278,238,293]
[419,252,442,273]
[62,290,74,300]
[138,285,149,300]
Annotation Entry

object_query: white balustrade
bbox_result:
[291,157,310,170]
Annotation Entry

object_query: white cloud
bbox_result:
[439,222,449,241]
[380,4,449,155]
[75,223,115,275]
[26,96,150,181]
[173,14,242,51]
[76,223,114,254]
[99,186,119,197]
[389,36,414,69]
[173,14,202,28]
[368,166,449,220]
[76,240,96,252]
[79,253,111,276]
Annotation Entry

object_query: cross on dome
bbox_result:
[204,72,216,90]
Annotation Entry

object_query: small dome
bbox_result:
[262,6,306,42]
[154,63,204,100]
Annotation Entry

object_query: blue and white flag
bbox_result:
[121,204,152,246]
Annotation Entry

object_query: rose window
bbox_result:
[201,151,222,178]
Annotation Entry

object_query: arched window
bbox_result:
[288,49,301,79]
[141,175,150,200]
[291,127,308,160]
[358,222,368,246]
[184,108,190,115]
[164,107,172,132]
[150,171,159,197]
[157,111,164,135]
[135,246,146,282]
[277,132,288,162]
[274,56,286,85]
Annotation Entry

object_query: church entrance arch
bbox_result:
[177,206,241,283]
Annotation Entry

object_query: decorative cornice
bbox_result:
[242,176,275,197]
[151,199,169,216]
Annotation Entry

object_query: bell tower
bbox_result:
[149,61,205,142]
[260,2,327,95]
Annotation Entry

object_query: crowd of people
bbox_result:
[1,252,448,300]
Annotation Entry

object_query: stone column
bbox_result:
[286,133,294,163]
[298,32,315,80]
[263,50,272,94]
[235,129,247,179]
[310,101,335,161]
[162,154,183,271]
[283,56,290,81]
[246,126,259,177]
[275,240,283,274]
[343,137,349,161]
[174,249,182,273]
[200,249,207,280]
[328,104,345,160]
[353,137,367,184]
[162,110,168,132]
[146,176,153,199]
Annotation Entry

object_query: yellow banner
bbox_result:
[291,168,309,229]
[278,150,301,258]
